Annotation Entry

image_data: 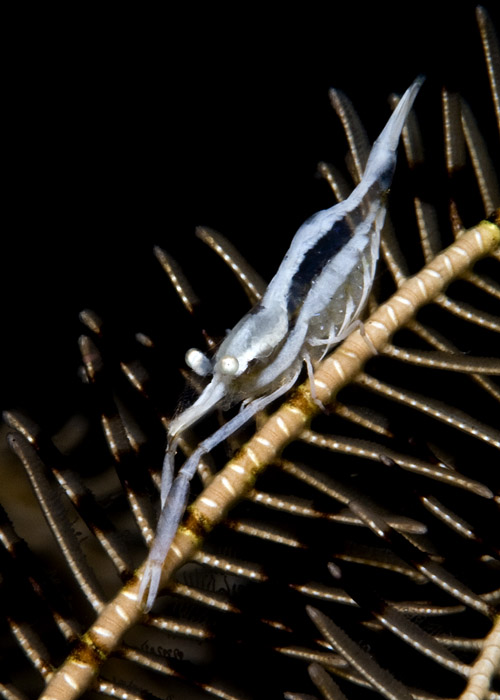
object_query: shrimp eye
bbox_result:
[219,355,239,376]
[185,348,212,377]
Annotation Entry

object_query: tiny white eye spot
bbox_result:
[219,355,239,375]
[185,348,212,377]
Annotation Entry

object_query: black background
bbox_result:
[3,3,500,425]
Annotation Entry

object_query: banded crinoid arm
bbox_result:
[39,216,500,700]
[459,612,500,700]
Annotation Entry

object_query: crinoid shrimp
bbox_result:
[140,76,424,609]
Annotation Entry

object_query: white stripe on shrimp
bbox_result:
[140,76,424,610]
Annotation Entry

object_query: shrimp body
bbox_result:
[140,77,424,609]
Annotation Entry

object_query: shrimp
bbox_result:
[140,76,424,609]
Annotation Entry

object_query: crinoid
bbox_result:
[2,5,500,700]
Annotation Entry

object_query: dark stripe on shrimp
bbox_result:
[286,215,355,317]
[286,163,394,320]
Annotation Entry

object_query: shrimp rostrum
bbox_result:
[140,77,424,609]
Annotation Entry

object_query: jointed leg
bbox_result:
[304,352,325,410]
[140,368,301,609]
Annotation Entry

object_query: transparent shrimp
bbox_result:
[140,76,424,610]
